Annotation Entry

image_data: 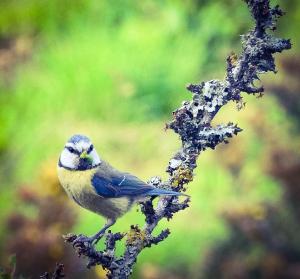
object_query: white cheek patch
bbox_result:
[60,149,79,169]
[90,149,101,166]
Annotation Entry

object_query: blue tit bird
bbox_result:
[57,134,184,244]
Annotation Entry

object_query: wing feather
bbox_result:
[91,163,154,198]
[91,161,183,198]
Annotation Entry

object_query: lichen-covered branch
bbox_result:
[64,1,291,278]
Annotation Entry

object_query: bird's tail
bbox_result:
[146,188,189,197]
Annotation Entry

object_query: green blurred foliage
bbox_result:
[0,255,16,279]
[0,0,299,278]
[0,0,253,178]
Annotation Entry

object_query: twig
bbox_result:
[40,263,65,279]
[64,1,291,278]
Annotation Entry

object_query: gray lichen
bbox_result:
[64,1,291,278]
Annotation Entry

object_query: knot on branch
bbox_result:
[196,123,242,150]
[126,225,146,248]
[161,197,190,220]
[169,166,193,188]
[144,229,171,248]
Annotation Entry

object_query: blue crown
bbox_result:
[68,134,90,144]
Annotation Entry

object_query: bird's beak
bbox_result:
[80,150,88,159]
[80,151,92,162]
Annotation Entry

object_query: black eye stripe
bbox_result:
[87,144,94,154]
[65,146,80,155]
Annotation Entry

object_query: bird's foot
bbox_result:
[72,234,95,248]
[71,233,105,247]
[63,232,106,258]
[63,233,95,250]
[63,231,106,246]
[63,234,92,257]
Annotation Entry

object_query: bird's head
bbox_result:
[59,134,101,171]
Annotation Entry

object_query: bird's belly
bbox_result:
[77,192,130,220]
[57,166,131,219]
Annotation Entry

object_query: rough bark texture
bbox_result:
[64,1,291,278]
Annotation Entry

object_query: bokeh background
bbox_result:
[0,0,299,278]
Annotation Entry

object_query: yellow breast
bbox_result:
[57,167,96,207]
[57,166,132,220]
[57,166,97,198]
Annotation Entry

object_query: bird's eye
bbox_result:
[87,144,94,154]
[66,146,76,153]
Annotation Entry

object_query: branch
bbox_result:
[40,263,65,279]
[64,1,291,278]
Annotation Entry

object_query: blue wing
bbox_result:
[91,162,184,198]
[91,161,186,198]
[91,172,155,198]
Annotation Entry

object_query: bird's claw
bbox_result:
[72,234,94,248]
[72,233,105,248]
